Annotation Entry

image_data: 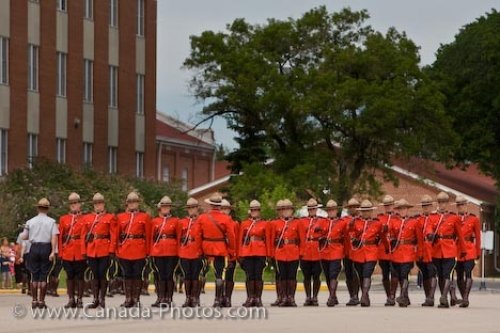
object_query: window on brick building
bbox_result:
[28,44,38,91]
[0,129,7,175]
[109,66,118,107]
[109,0,118,27]
[83,142,93,167]
[83,59,93,102]
[56,52,67,97]
[181,168,188,191]
[137,0,145,36]
[27,134,38,169]
[136,152,144,178]
[56,138,66,164]
[108,146,117,174]
[57,0,67,12]
[0,37,8,84]
[162,166,170,183]
[136,74,144,114]
[84,0,93,20]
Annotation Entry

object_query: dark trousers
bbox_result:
[225,260,236,282]
[29,243,52,282]
[277,260,299,281]
[392,262,414,281]
[180,258,203,280]
[241,256,266,281]
[433,258,456,280]
[152,256,178,281]
[456,260,475,280]
[378,259,395,281]
[62,260,87,280]
[87,256,111,280]
[119,258,146,280]
[417,261,437,280]
[321,259,342,280]
[300,260,322,280]
[343,257,356,280]
[213,256,226,280]
[354,261,377,279]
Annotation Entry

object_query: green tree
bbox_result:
[429,10,500,192]
[184,7,457,205]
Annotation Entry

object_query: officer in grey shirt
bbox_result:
[21,198,59,309]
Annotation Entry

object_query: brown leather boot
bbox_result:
[64,279,76,308]
[271,280,282,306]
[31,281,39,309]
[213,279,223,307]
[121,279,134,308]
[134,279,143,306]
[151,279,160,307]
[38,281,48,308]
[182,280,192,307]
[422,277,437,307]
[385,277,398,306]
[327,279,338,307]
[141,279,150,296]
[166,279,175,305]
[87,279,100,308]
[459,278,473,308]
[438,279,451,308]
[278,280,288,307]
[222,281,234,307]
[152,280,165,307]
[360,278,371,307]
[397,280,410,307]
[287,280,297,307]
[347,275,361,306]
[303,278,312,306]
[382,279,391,304]
[243,280,255,307]
[450,280,458,306]
[254,280,264,307]
[311,278,320,306]
[76,279,84,308]
[98,280,108,308]
[192,280,201,307]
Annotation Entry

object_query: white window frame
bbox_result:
[108,146,117,174]
[0,129,7,176]
[181,168,188,191]
[0,37,8,85]
[28,44,39,91]
[83,142,93,167]
[135,152,144,178]
[56,52,67,97]
[109,65,118,107]
[84,0,93,20]
[109,0,118,28]
[56,138,66,164]
[137,0,145,36]
[136,74,144,114]
[84,59,93,102]
[162,166,170,183]
[27,133,38,169]
[57,0,67,12]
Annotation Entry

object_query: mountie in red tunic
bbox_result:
[81,212,117,258]
[342,215,358,259]
[348,217,387,263]
[299,217,324,261]
[59,213,85,261]
[177,216,203,260]
[388,215,424,263]
[238,218,272,258]
[228,218,240,261]
[150,215,179,257]
[317,217,348,261]
[457,213,481,261]
[116,211,152,260]
[418,213,440,263]
[377,213,394,261]
[425,212,466,260]
[198,209,236,257]
[270,218,303,261]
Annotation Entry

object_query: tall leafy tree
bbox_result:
[185,7,457,205]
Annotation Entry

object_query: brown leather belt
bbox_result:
[399,239,417,245]
[306,237,320,242]
[282,239,298,245]
[121,234,145,239]
[464,236,475,242]
[249,236,265,242]
[93,234,110,240]
[203,237,226,242]
[158,234,176,240]
[436,234,455,240]
[362,240,378,246]
[68,235,80,240]
[326,238,344,244]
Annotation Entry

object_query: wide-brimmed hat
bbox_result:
[436,191,450,203]
[419,194,434,206]
[345,198,361,208]
[92,193,105,203]
[249,200,261,210]
[185,197,199,208]
[325,199,338,210]
[204,193,223,206]
[221,199,232,209]
[68,192,81,204]
[380,195,395,206]
[306,198,322,209]
[275,200,284,210]
[454,195,468,206]
[281,199,294,209]
[394,199,414,209]
[357,200,377,211]
[157,196,172,208]
[126,191,140,203]
[35,198,50,208]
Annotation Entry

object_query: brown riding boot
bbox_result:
[38,282,48,308]
[152,280,166,307]
[327,279,338,307]
[76,280,84,308]
[303,278,312,306]
[450,280,459,306]
[287,280,297,307]
[98,280,108,308]
[31,281,39,309]
[166,279,175,305]
[64,279,76,308]
[134,279,143,306]
[385,277,398,306]
[243,280,255,307]
[121,279,134,308]
[87,279,100,308]
[222,281,234,307]
[422,277,437,307]
[182,280,192,307]
[192,280,201,307]
[271,280,282,306]
[151,279,161,307]
[459,278,473,308]
[255,280,264,307]
[397,279,410,307]
[311,278,321,306]
[360,278,372,307]
[438,279,451,308]
[213,279,223,307]
[346,276,360,306]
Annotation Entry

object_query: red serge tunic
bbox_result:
[457,213,481,262]
[418,213,440,263]
[116,211,152,260]
[81,212,117,258]
[270,218,303,262]
[427,212,466,260]
[299,217,324,261]
[198,209,236,257]
[177,216,203,260]
[238,219,271,258]
[377,213,394,261]
[349,217,387,264]
[229,219,239,261]
[59,213,85,261]
[343,215,357,259]
[318,217,348,261]
[150,215,179,257]
[388,215,424,263]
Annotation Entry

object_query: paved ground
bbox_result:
[1,281,499,333]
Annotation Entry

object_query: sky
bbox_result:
[157,0,499,149]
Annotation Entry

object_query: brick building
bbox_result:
[0,0,156,178]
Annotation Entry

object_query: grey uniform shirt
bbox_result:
[16,233,31,254]
[23,213,59,243]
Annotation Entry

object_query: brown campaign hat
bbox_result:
[325,199,338,210]
[92,193,105,203]
[157,196,173,208]
[68,192,81,204]
[185,197,199,208]
[204,193,223,206]
[345,198,361,208]
[357,200,377,211]
[275,200,284,210]
[221,199,232,208]
[306,198,322,209]
[126,191,140,203]
[380,195,395,206]
[249,200,261,209]
[436,191,450,203]
[454,195,468,206]
[281,199,294,209]
[419,194,434,206]
[394,199,414,209]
